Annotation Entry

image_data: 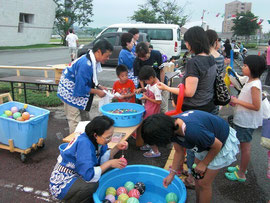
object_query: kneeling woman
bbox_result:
[49,116,128,202]
[141,110,239,203]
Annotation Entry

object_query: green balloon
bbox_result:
[13,112,21,119]
[1,114,8,118]
[166,192,178,203]
[127,197,139,203]
[124,181,134,192]
[118,193,129,203]
[105,187,116,196]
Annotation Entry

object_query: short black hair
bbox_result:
[85,116,114,149]
[69,28,73,33]
[141,113,175,147]
[149,44,153,49]
[225,39,230,44]
[116,64,128,76]
[184,26,210,55]
[93,39,114,54]
[136,42,149,58]
[121,33,133,48]
[138,65,156,80]
[170,56,176,61]
[206,29,218,47]
[128,28,139,35]
[244,55,266,78]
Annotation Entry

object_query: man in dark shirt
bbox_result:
[133,42,168,112]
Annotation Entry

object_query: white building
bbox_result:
[0,0,56,46]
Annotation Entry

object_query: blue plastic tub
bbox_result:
[59,143,68,152]
[93,165,186,203]
[0,101,50,150]
[100,102,145,127]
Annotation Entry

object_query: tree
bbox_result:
[231,11,259,42]
[130,0,188,27]
[53,0,93,45]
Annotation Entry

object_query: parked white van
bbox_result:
[97,23,181,59]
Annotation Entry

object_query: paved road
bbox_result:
[0,47,118,87]
[0,48,269,202]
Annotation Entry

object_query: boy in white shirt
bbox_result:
[66,29,79,61]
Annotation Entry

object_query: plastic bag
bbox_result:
[262,98,270,119]
[98,90,121,111]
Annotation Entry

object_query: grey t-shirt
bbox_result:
[183,55,217,107]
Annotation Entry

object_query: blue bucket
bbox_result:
[93,165,186,203]
[100,102,145,127]
[59,143,68,152]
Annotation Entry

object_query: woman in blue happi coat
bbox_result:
[49,116,128,203]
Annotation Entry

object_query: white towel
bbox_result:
[89,50,102,86]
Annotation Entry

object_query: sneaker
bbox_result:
[143,150,161,158]
[140,144,151,151]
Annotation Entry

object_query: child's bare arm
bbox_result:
[140,94,161,104]
[120,92,135,99]
[232,87,261,111]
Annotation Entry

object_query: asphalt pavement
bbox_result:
[0,48,269,202]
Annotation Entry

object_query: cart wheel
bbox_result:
[20,153,27,163]
[38,142,45,149]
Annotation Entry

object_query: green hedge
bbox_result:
[243,43,257,49]
[0,82,62,107]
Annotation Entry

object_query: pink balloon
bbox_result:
[128,189,140,199]
[11,106,18,114]
[116,186,127,196]
[119,157,127,167]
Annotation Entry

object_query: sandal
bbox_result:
[225,171,246,182]
[143,149,161,158]
[140,144,151,151]
[183,177,195,189]
[227,165,248,174]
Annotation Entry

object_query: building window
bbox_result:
[18,13,34,33]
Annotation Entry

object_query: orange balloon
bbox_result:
[22,112,30,120]
[16,117,25,121]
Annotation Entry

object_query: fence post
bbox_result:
[16,69,22,94]
[44,70,50,97]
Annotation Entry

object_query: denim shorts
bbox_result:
[233,124,255,143]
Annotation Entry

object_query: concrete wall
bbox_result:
[0,0,56,46]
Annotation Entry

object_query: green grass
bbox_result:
[0,44,63,50]
[0,82,62,107]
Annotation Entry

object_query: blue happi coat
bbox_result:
[49,133,110,199]
[57,55,94,110]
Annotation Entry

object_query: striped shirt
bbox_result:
[214,54,225,75]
